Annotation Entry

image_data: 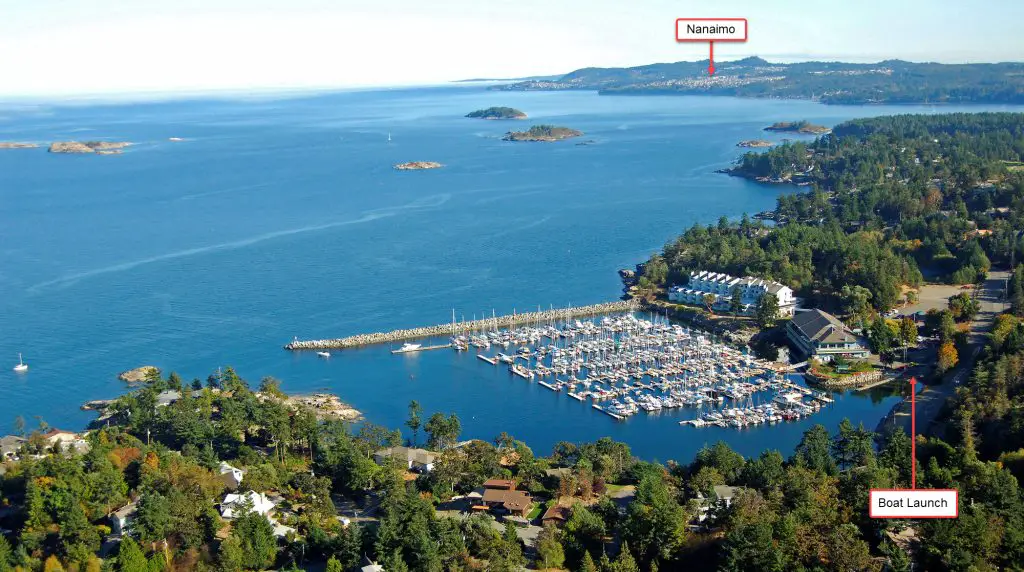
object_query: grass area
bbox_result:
[526,504,543,520]
[1003,160,1024,172]
[604,484,628,494]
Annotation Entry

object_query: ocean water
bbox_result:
[1,86,1018,462]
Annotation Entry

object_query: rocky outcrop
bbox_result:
[394,161,443,170]
[737,140,774,148]
[118,366,160,383]
[49,141,131,154]
[285,393,362,421]
[0,142,38,149]
[502,125,583,142]
[285,300,639,350]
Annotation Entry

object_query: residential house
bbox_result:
[694,485,744,523]
[668,271,796,316]
[541,505,571,528]
[42,429,90,454]
[786,309,870,362]
[220,491,275,519]
[109,501,138,536]
[476,479,533,517]
[360,556,386,572]
[373,446,436,473]
[218,462,246,490]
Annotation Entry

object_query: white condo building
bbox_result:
[667,271,796,316]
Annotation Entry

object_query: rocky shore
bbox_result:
[285,300,640,350]
[0,142,38,149]
[285,393,362,421]
[49,141,131,154]
[394,161,443,170]
[502,125,582,142]
[118,366,160,383]
[737,139,774,148]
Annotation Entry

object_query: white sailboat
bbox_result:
[387,132,392,143]
[316,351,331,358]
[13,353,28,372]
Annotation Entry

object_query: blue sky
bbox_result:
[1,0,1021,96]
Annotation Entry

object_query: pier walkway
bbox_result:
[284,300,639,350]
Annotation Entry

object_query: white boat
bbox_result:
[13,353,27,372]
[391,343,422,354]
[316,351,331,358]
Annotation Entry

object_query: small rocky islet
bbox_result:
[737,139,775,148]
[502,124,583,142]
[49,141,132,154]
[394,161,443,170]
[465,106,527,120]
[763,121,831,135]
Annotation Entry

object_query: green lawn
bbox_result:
[526,504,543,520]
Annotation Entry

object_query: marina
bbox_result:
[445,312,834,429]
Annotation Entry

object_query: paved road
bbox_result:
[879,270,1009,438]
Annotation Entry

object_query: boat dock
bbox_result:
[285,300,639,350]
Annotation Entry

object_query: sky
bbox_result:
[1,0,1022,97]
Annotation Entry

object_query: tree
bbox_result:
[134,492,171,547]
[729,286,744,316]
[702,293,717,314]
[117,537,147,572]
[899,317,918,359]
[792,424,837,475]
[562,504,606,568]
[0,536,11,572]
[217,535,245,572]
[937,341,959,373]
[621,473,686,565]
[535,525,565,570]
[612,541,640,572]
[325,556,343,572]
[43,556,64,572]
[424,413,461,450]
[755,294,780,328]
[579,551,598,572]
[869,316,896,355]
[232,510,278,570]
[405,400,422,447]
[13,416,24,437]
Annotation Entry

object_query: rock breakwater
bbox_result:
[285,300,639,350]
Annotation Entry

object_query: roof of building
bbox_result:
[483,478,516,490]
[481,488,532,511]
[374,446,436,466]
[789,309,861,346]
[542,504,571,523]
[544,467,572,479]
[112,501,139,520]
[713,485,742,500]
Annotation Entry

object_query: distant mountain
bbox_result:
[491,57,1024,105]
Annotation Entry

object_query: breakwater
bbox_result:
[284,300,639,350]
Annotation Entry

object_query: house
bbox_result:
[360,556,386,572]
[712,485,741,508]
[668,271,796,316]
[541,505,571,528]
[373,446,436,473]
[694,485,744,523]
[786,309,870,362]
[0,436,25,461]
[43,429,80,447]
[109,501,138,536]
[220,491,275,519]
[219,462,245,490]
[476,480,533,517]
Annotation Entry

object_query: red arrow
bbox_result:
[708,41,715,76]
[910,376,917,489]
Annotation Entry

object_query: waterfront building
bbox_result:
[667,271,796,316]
[475,479,533,517]
[373,446,437,473]
[786,309,870,362]
[218,461,246,490]
[220,491,275,519]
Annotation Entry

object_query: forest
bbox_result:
[636,113,1024,311]
[0,364,1022,571]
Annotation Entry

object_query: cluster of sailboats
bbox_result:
[457,313,832,427]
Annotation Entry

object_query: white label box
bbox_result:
[870,489,958,518]
[676,19,748,42]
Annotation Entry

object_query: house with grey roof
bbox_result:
[786,309,869,362]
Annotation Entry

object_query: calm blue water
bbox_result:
[1,86,1018,462]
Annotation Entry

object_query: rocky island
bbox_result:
[118,365,160,383]
[763,121,831,135]
[49,141,132,154]
[0,142,39,149]
[502,124,583,142]
[465,106,527,120]
[737,139,775,148]
[394,161,443,170]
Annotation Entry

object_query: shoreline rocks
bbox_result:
[286,300,639,350]
[394,161,443,170]
[285,393,362,422]
[0,142,39,149]
[49,141,132,154]
[737,139,774,148]
[118,366,160,383]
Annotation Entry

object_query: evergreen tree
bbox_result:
[578,551,597,572]
[116,538,147,572]
[43,555,64,572]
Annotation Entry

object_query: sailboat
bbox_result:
[387,132,392,143]
[13,353,27,372]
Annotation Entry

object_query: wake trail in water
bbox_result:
[28,194,451,294]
